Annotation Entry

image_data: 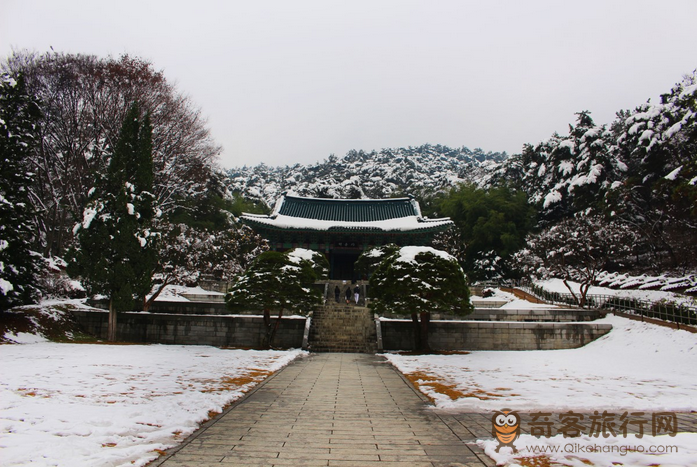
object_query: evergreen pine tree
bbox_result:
[226,248,329,348]
[437,184,535,281]
[363,245,472,352]
[0,73,42,310]
[69,103,158,340]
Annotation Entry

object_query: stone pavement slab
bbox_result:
[152,353,492,467]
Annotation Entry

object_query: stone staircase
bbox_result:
[307,304,377,353]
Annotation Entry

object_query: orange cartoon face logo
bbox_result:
[492,409,521,453]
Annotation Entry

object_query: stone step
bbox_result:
[307,304,377,353]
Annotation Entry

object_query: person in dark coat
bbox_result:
[334,285,340,303]
[345,287,352,304]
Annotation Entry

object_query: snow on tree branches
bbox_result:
[514,215,638,307]
[226,248,328,348]
[2,51,221,257]
[0,72,42,310]
[362,245,472,352]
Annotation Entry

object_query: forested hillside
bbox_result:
[498,71,697,273]
[226,145,507,207]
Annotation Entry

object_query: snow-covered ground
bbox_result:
[472,288,560,310]
[150,284,224,302]
[536,278,697,308]
[477,432,697,467]
[384,314,697,411]
[3,293,697,467]
[385,314,697,466]
[0,342,304,467]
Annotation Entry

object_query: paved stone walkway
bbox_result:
[153,353,493,467]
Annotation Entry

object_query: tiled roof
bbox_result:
[240,194,453,234]
[276,195,418,222]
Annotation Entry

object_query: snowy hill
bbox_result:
[226,144,507,207]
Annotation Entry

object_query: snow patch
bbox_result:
[394,246,455,264]
[557,140,575,154]
[3,331,48,344]
[543,190,562,208]
[286,247,317,264]
[0,277,14,294]
[558,160,574,175]
[664,165,682,180]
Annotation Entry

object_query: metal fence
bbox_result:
[518,284,697,329]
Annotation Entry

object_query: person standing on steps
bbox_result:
[345,286,352,304]
[334,285,340,303]
[354,285,360,305]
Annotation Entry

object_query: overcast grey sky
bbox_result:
[2,0,696,168]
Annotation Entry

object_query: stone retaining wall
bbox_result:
[379,320,612,351]
[381,308,602,322]
[88,299,243,315]
[466,308,602,322]
[72,310,305,348]
[72,310,611,351]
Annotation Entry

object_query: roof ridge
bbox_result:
[283,194,414,203]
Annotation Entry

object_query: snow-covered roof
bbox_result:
[241,194,453,233]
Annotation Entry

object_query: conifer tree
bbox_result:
[226,248,328,348]
[437,183,535,281]
[69,103,158,340]
[362,245,472,352]
[0,73,42,310]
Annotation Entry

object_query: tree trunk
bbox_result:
[562,278,581,307]
[579,282,590,308]
[268,309,284,349]
[411,312,421,351]
[262,308,272,348]
[143,277,171,311]
[419,311,431,353]
[107,298,117,342]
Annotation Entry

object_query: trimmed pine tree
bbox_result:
[363,245,472,352]
[226,248,329,348]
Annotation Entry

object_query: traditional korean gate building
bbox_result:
[240,193,454,280]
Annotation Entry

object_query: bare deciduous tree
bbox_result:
[3,51,221,257]
[515,215,637,307]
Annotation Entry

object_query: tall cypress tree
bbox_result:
[69,103,158,340]
[0,73,42,311]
